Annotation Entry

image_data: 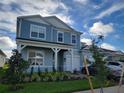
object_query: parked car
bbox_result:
[105,61,124,78]
[81,63,97,75]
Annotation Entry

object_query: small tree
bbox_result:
[5,49,29,90]
[90,35,109,93]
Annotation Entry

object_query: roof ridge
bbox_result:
[0,49,6,57]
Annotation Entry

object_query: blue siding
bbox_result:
[77,34,81,49]
[20,20,30,39]
[52,29,57,42]
[64,32,71,44]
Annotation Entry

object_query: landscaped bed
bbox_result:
[0,79,115,93]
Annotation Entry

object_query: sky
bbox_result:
[0,0,124,57]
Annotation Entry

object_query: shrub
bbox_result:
[4,49,30,91]
[31,73,41,82]
[48,72,57,81]
[0,68,6,82]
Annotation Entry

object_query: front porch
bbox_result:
[16,38,74,72]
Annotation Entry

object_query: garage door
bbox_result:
[73,55,80,71]
[64,55,72,71]
[64,55,80,71]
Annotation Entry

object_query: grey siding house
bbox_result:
[16,15,82,72]
[0,49,6,67]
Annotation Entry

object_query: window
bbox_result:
[57,31,64,42]
[30,24,46,39]
[71,34,76,44]
[28,51,44,66]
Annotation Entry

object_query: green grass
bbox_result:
[0,79,107,93]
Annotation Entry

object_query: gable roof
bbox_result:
[0,49,6,57]
[17,14,82,34]
[44,16,82,34]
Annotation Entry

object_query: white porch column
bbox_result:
[17,44,21,53]
[71,49,74,72]
[52,48,61,71]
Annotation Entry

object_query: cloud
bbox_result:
[83,24,88,29]
[101,43,116,50]
[89,21,114,36]
[0,36,16,58]
[0,20,16,32]
[54,14,74,25]
[0,36,16,49]
[95,3,124,19]
[0,0,73,33]
[73,0,88,5]
[81,38,92,45]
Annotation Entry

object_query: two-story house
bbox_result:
[16,15,82,72]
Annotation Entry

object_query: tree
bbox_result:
[5,49,29,90]
[90,35,109,93]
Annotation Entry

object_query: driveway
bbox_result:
[73,85,124,93]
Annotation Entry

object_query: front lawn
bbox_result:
[0,79,112,93]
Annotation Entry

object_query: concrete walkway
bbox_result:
[73,85,124,93]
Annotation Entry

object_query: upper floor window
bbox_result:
[57,31,64,43]
[71,34,77,44]
[30,24,46,40]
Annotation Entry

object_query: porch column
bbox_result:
[71,49,74,72]
[52,48,61,71]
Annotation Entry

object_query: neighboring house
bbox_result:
[80,43,94,63]
[16,15,82,72]
[81,43,124,62]
[99,49,124,61]
[0,49,6,67]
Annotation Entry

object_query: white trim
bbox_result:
[18,19,22,37]
[29,65,53,68]
[17,44,27,53]
[71,49,73,72]
[16,39,72,50]
[28,50,45,66]
[71,34,77,45]
[30,24,46,40]
[51,48,61,53]
[57,31,64,43]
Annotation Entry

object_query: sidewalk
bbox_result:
[73,85,124,93]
